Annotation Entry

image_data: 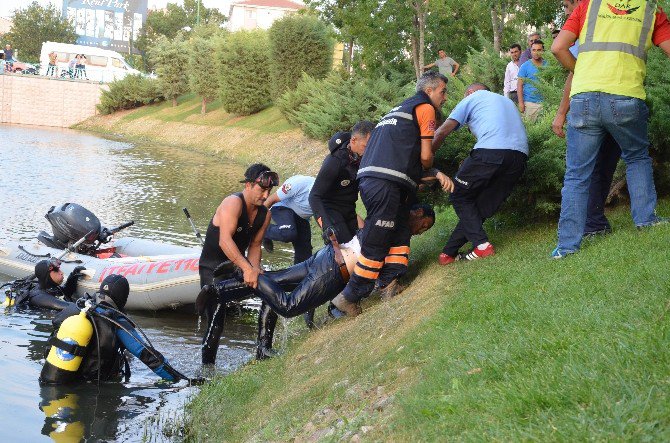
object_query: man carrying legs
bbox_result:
[434,84,529,264]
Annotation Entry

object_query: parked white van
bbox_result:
[39,42,142,82]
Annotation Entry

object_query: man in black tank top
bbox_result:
[198,163,277,365]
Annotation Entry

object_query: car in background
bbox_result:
[39,41,142,82]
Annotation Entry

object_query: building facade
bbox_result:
[227,0,303,32]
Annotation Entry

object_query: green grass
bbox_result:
[118,94,294,134]
[186,200,670,441]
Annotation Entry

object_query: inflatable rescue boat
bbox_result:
[0,204,201,311]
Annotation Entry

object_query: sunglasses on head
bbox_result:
[48,257,62,272]
[241,171,279,189]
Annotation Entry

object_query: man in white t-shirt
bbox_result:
[263,175,315,264]
[503,44,522,104]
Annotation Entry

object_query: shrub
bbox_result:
[148,34,190,106]
[189,35,221,114]
[268,15,334,98]
[218,30,272,115]
[97,74,164,115]
[277,72,412,140]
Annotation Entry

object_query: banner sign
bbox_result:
[62,0,148,53]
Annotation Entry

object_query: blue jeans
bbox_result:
[556,92,657,253]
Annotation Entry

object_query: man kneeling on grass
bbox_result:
[197,204,435,359]
[433,83,529,264]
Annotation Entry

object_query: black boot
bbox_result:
[256,301,279,360]
[303,309,316,329]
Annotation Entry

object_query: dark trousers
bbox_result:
[443,149,527,256]
[342,177,411,303]
[585,134,621,233]
[265,206,313,264]
[508,91,519,104]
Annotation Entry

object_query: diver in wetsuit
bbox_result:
[198,163,276,365]
[207,204,436,358]
[13,258,86,310]
[40,274,184,384]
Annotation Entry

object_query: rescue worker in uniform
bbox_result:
[40,274,184,384]
[309,120,376,246]
[14,258,86,310]
[202,204,436,358]
[198,163,275,364]
[551,0,670,257]
[332,71,455,316]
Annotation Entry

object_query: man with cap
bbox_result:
[198,163,276,364]
[41,274,184,384]
[14,258,86,310]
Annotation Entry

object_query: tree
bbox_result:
[218,30,272,115]
[2,2,77,63]
[148,35,190,106]
[189,35,221,114]
[268,15,334,97]
[136,0,226,55]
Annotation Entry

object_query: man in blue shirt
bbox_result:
[517,40,547,122]
[433,83,529,264]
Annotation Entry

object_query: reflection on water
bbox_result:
[0,124,295,442]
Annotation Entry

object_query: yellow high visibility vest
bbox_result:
[571,0,656,99]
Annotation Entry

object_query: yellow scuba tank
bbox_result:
[2,290,15,307]
[40,310,93,384]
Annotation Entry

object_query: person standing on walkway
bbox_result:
[503,44,522,104]
[551,0,670,257]
[331,71,455,316]
[551,0,623,238]
[433,83,528,265]
[517,40,547,122]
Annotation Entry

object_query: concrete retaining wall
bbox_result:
[0,74,108,128]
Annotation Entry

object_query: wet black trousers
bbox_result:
[342,177,411,303]
[585,134,621,233]
[264,206,313,264]
[443,149,527,257]
[203,246,343,363]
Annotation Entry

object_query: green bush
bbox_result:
[189,35,221,114]
[218,30,272,115]
[97,74,164,115]
[268,15,334,98]
[148,34,190,106]
[277,72,412,140]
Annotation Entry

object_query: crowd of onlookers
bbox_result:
[0,43,88,79]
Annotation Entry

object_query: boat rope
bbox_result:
[18,245,83,263]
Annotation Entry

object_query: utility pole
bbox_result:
[197,0,201,26]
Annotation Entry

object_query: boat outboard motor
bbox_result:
[39,204,102,252]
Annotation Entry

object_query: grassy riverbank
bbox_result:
[186,200,670,441]
[75,95,326,176]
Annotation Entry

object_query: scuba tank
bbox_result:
[40,309,93,385]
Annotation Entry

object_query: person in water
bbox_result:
[198,163,276,365]
[40,274,185,384]
[200,204,436,358]
[13,258,86,310]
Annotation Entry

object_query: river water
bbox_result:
[0,124,294,442]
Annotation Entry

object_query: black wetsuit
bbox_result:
[214,244,346,357]
[14,262,80,311]
[199,192,268,364]
[309,132,361,244]
[42,302,179,384]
